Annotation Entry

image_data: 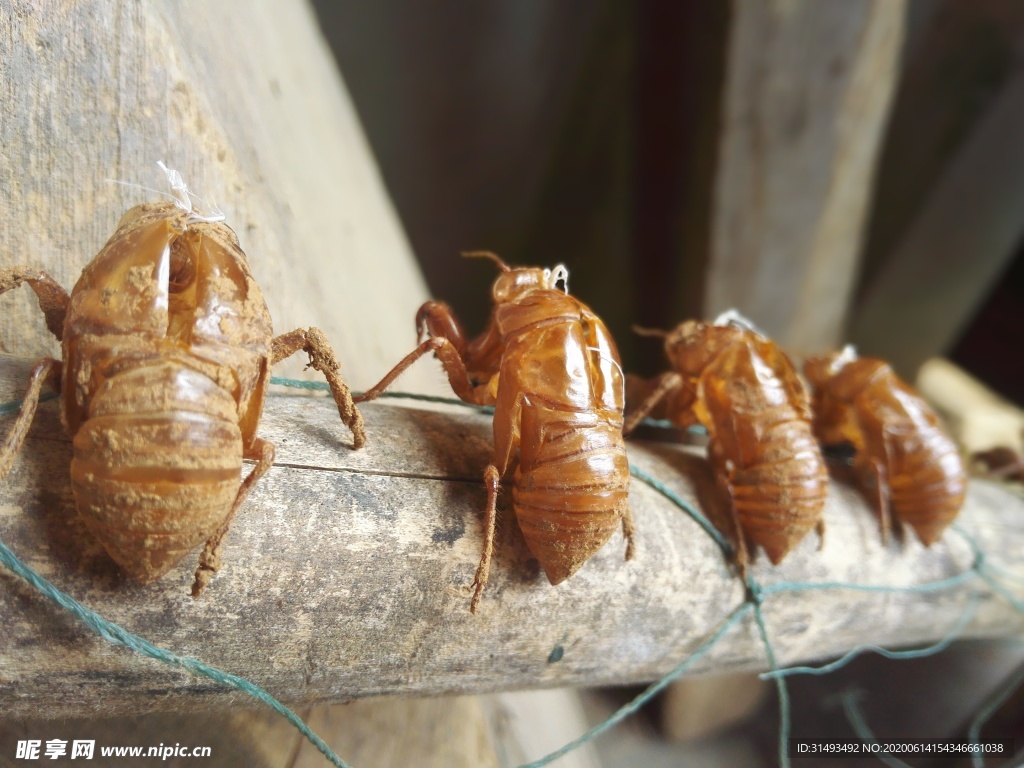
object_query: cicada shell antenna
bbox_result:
[632,325,670,339]
[462,251,511,272]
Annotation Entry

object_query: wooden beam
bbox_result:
[0,0,437,394]
[850,62,1024,374]
[0,354,1021,719]
[855,0,1024,301]
[706,0,906,357]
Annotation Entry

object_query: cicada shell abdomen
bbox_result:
[503,303,630,584]
[514,407,629,584]
[61,202,273,582]
[806,355,966,546]
[885,423,965,545]
[701,340,828,564]
[69,364,244,581]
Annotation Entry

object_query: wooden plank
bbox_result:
[0,0,438,394]
[0,0,468,757]
[850,62,1024,374]
[855,0,1024,302]
[0,354,1021,719]
[289,696,501,768]
[706,0,906,357]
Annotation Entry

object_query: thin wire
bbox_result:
[0,539,352,768]
[984,560,1024,586]
[977,569,1024,614]
[267,377,706,428]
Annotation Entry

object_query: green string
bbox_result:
[968,660,1024,768]
[759,569,979,597]
[519,602,752,768]
[0,390,57,416]
[3,380,1023,768]
[761,594,981,680]
[268,376,497,414]
[0,538,352,768]
[839,690,915,768]
[752,593,792,768]
[627,463,732,555]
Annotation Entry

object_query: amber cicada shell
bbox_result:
[60,202,274,583]
[626,313,828,570]
[804,348,966,546]
[0,187,364,595]
[355,253,633,611]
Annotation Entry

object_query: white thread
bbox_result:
[156,162,226,223]
[712,308,765,336]
[105,164,227,224]
[104,179,178,202]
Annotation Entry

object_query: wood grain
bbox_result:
[706,0,906,357]
[850,62,1024,374]
[0,0,437,393]
[0,354,1021,719]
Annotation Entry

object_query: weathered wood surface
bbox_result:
[850,59,1024,375]
[706,0,906,357]
[0,355,1022,720]
[0,0,437,393]
[0,695,508,768]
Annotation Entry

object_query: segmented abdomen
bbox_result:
[885,428,966,546]
[513,408,629,585]
[726,417,827,564]
[69,361,242,583]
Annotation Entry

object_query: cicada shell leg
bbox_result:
[621,505,636,561]
[0,267,70,341]
[469,388,522,613]
[623,371,683,436]
[863,455,894,546]
[272,327,366,449]
[470,464,501,614]
[192,437,276,597]
[355,335,491,406]
[0,358,61,483]
[712,458,751,578]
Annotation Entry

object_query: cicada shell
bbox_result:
[625,313,827,570]
[804,348,966,545]
[355,253,633,611]
[0,184,364,595]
